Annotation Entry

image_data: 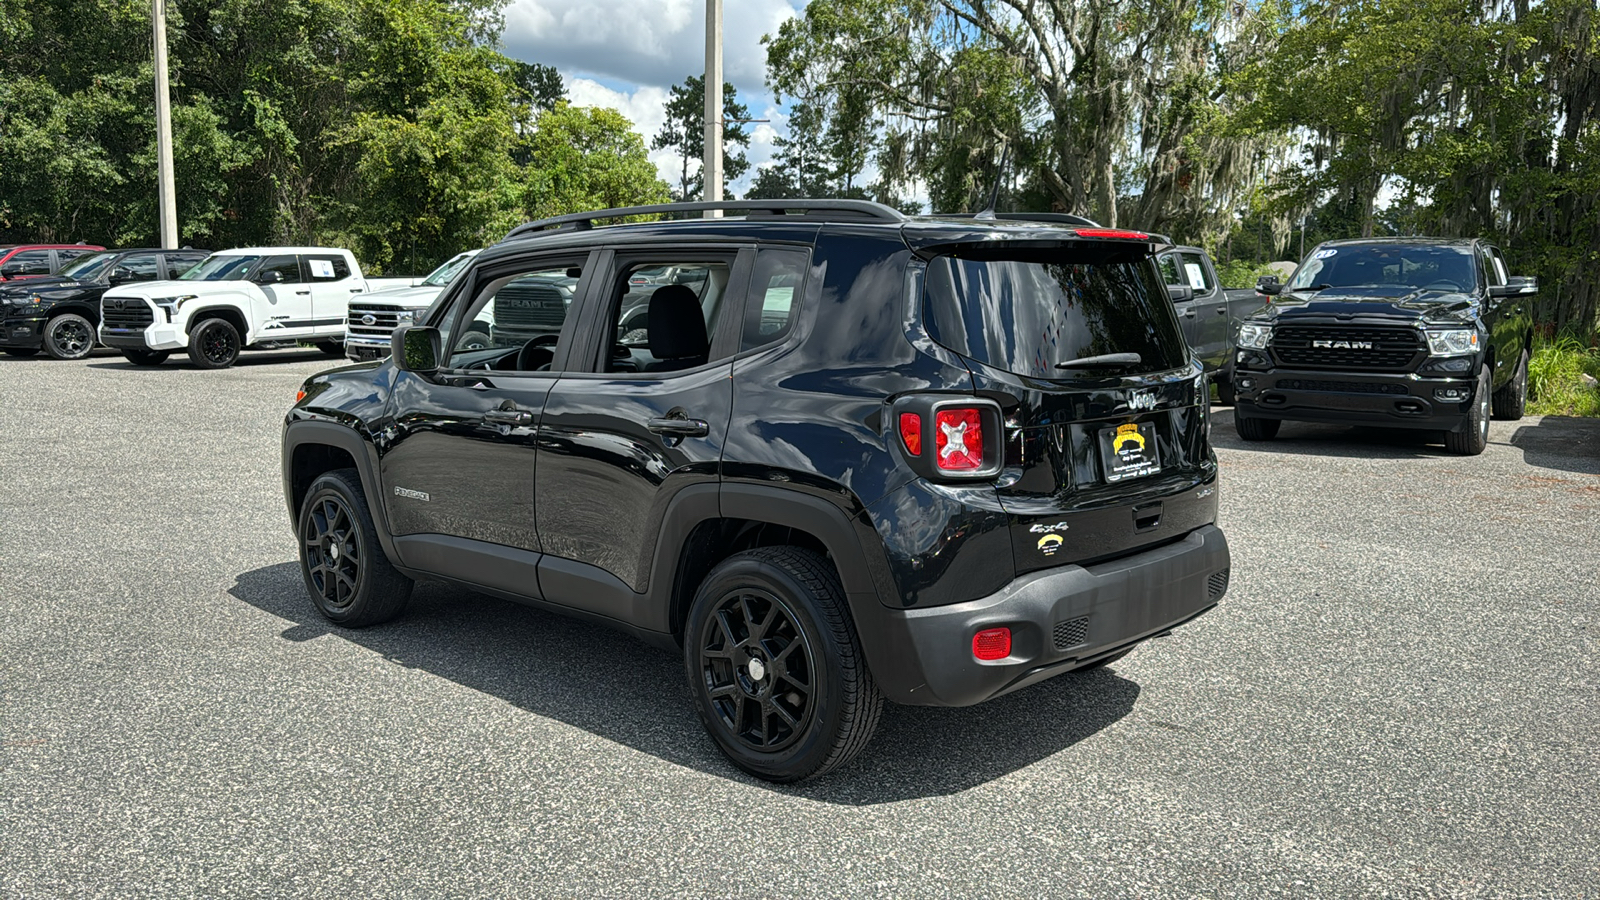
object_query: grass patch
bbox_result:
[1528,335,1600,417]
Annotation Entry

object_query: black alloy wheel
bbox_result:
[1444,364,1492,456]
[121,348,169,366]
[188,317,241,368]
[3,347,40,358]
[297,469,411,626]
[685,547,882,782]
[698,587,817,754]
[43,313,95,360]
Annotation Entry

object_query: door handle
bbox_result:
[1215,306,1227,315]
[1182,308,1196,318]
[484,408,534,426]
[349,287,364,293]
[295,289,311,296]
[647,416,709,437]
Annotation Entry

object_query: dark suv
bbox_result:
[0,248,209,359]
[1236,238,1535,455]
[282,200,1231,781]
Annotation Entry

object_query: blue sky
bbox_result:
[500,0,808,195]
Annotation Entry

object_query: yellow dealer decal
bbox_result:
[1037,533,1064,556]
[1112,422,1145,454]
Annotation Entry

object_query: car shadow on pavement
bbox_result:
[1509,416,1600,476]
[85,349,337,371]
[1210,408,1454,459]
[231,562,1140,804]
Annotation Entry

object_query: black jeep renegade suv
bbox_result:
[282,200,1231,781]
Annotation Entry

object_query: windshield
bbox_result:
[422,251,476,287]
[1289,245,1476,293]
[179,254,260,281]
[924,247,1189,379]
[59,251,118,281]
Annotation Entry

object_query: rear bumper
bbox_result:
[879,524,1229,706]
[1233,366,1477,431]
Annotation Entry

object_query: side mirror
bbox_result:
[255,270,284,285]
[1166,284,1194,303]
[393,325,441,374]
[1256,274,1280,288]
[108,267,134,285]
[1506,275,1538,295]
[1258,281,1283,296]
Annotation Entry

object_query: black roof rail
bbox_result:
[499,199,907,243]
[937,211,1102,228]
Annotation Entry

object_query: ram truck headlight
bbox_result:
[1237,323,1272,350]
[1425,329,1479,357]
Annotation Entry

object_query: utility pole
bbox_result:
[702,0,722,218]
[152,0,178,248]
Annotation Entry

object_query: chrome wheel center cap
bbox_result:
[328,542,340,561]
[747,657,766,681]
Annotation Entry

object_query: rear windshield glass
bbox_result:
[923,247,1188,379]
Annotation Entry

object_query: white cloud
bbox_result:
[503,0,802,97]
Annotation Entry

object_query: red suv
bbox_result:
[0,244,105,282]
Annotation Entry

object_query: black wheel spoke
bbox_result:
[697,586,815,753]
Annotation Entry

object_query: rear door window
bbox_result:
[302,254,351,281]
[1178,252,1214,292]
[924,247,1189,379]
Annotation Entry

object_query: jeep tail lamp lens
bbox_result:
[1426,329,1479,357]
[899,412,922,456]
[1237,323,1272,349]
[934,408,983,470]
[973,627,1011,661]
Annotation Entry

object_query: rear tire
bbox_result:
[684,546,882,782]
[3,348,40,358]
[120,349,170,366]
[315,340,344,357]
[1234,414,1280,441]
[1491,349,1528,421]
[1444,364,1492,456]
[42,313,96,360]
[187,317,241,368]
[297,468,412,627]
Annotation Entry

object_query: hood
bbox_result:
[352,283,443,308]
[1251,285,1479,326]
[0,275,75,294]
[102,279,249,301]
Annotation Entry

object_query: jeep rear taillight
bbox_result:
[899,412,922,456]
[934,408,983,471]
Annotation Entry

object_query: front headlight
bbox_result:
[1237,323,1272,349]
[395,309,416,324]
[152,295,199,321]
[1425,329,1479,357]
[8,293,37,307]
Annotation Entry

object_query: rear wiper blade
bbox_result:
[1055,352,1142,370]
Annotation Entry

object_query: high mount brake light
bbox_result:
[1074,228,1150,240]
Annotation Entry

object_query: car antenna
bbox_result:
[973,140,1010,221]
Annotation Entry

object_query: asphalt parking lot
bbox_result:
[3,349,1598,898]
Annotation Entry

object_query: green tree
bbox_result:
[650,75,751,200]
[523,103,672,219]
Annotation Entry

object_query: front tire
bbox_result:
[1234,414,1280,441]
[1492,349,1528,421]
[43,313,96,360]
[187,317,241,368]
[297,469,412,627]
[1214,370,1237,406]
[120,349,170,366]
[315,340,345,357]
[685,547,882,782]
[1444,364,1492,456]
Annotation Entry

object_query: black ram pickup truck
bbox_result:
[1232,238,1535,455]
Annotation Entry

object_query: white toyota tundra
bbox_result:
[98,247,417,368]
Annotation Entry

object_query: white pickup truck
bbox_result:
[343,249,478,361]
[98,247,417,368]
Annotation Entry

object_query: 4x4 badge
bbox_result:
[1028,522,1069,534]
